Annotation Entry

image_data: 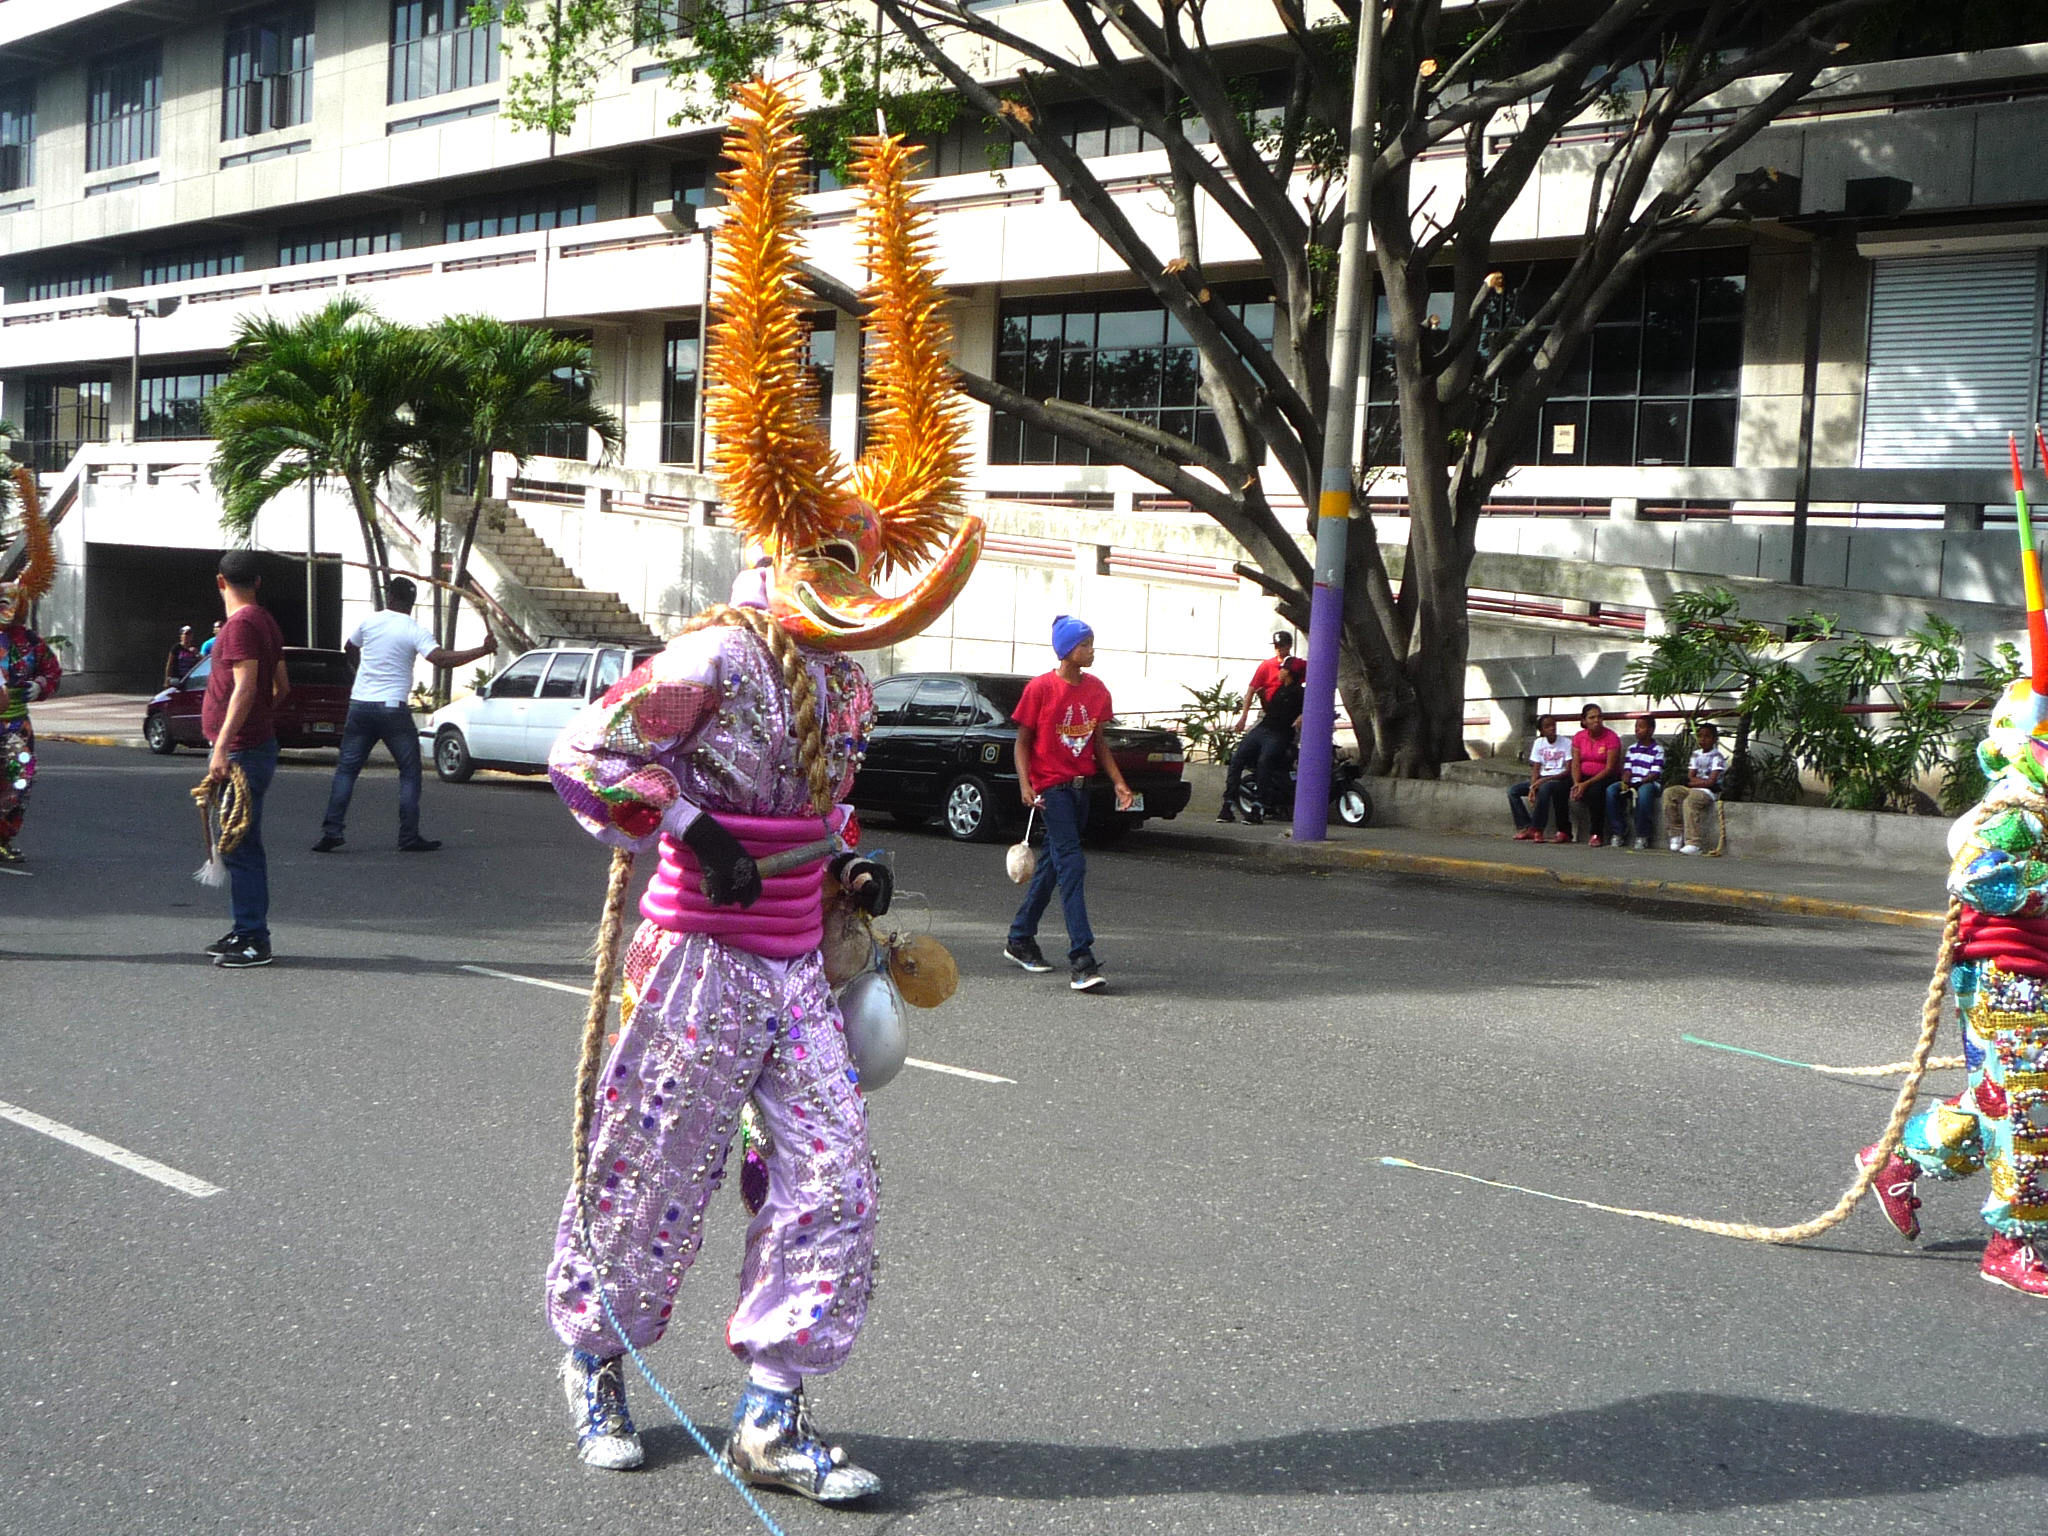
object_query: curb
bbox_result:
[1145,827,1945,931]
[40,731,150,750]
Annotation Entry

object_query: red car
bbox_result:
[143,647,357,753]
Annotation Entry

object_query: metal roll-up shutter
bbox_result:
[1861,252,2043,467]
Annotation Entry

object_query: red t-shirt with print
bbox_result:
[1014,670,1112,793]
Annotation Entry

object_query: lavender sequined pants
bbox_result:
[545,924,879,1379]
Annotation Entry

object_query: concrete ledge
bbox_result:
[1359,774,1951,871]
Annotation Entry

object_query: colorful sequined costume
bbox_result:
[539,78,980,1496]
[1870,680,2048,1295]
[1,466,60,863]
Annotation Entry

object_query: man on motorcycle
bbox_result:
[1220,659,1305,825]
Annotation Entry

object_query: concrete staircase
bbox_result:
[473,504,659,645]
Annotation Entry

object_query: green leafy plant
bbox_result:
[1175,678,1244,765]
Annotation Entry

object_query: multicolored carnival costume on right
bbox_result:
[539,78,978,1500]
[1863,678,2048,1296]
[2,466,62,864]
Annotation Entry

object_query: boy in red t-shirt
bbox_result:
[1003,615,1135,992]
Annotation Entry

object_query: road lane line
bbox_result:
[462,964,1014,1084]
[0,865,29,876]
[0,1099,222,1198]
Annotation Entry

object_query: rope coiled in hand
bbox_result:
[190,764,253,881]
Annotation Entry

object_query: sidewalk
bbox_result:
[29,693,157,748]
[1140,805,1949,930]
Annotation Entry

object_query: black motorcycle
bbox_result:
[1233,744,1372,827]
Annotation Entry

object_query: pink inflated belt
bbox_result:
[642,812,833,958]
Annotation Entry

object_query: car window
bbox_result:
[974,676,1026,722]
[489,652,549,700]
[907,678,970,727]
[870,677,919,724]
[540,652,592,699]
[285,653,356,687]
[593,649,625,694]
[181,657,212,690]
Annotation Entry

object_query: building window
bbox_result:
[138,367,229,440]
[389,1,500,105]
[87,43,163,172]
[278,216,402,265]
[662,320,699,465]
[804,318,836,438]
[0,82,33,195]
[20,377,112,472]
[990,291,1273,464]
[444,183,597,243]
[525,332,594,461]
[140,243,246,286]
[670,159,712,211]
[21,266,114,301]
[223,8,315,140]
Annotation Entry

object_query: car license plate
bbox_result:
[310,722,337,734]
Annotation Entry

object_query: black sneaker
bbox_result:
[397,838,442,853]
[1215,803,1236,823]
[311,834,344,853]
[1069,954,1106,992]
[214,937,273,969]
[1245,805,1265,826]
[1003,937,1053,973]
[203,929,243,958]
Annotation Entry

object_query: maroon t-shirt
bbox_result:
[201,603,286,750]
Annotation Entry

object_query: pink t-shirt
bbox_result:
[1572,725,1621,777]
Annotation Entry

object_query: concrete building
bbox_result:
[4,2,2048,738]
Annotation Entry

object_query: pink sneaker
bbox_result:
[1588,834,1603,848]
[1856,1144,1921,1241]
[1980,1232,2048,1297]
[1513,828,1539,841]
[1549,831,1570,844]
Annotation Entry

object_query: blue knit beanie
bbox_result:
[1051,615,1093,659]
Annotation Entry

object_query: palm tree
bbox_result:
[206,296,435,606]
[412,317,621,697]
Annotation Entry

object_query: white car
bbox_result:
[422,643,656,781]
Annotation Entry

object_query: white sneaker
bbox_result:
[1634,837,1647,851]
[1680,843,1703,855]
[1668,837,1683,851]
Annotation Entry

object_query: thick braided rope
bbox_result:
[570,847,638,1190]
[189,764,253,860]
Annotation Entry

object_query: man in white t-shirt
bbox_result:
[1664,721,1730,855]
[313,576,496,853]
[1509,714,1572,841]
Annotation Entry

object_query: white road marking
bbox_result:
[0,1099,223,1198]
[0,865,29,876]
[462,964,1014,1084]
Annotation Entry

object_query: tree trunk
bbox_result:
[348,476,388,610]
[442,493,490,694]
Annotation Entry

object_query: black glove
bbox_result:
[683,813,761,908]
[829,852,894,917]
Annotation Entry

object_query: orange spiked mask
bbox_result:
[0,467,55,627]
[706,79,980,651]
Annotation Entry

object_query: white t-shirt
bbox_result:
[348,611,438,705]
[1528,736,1571,778]
[1687,745,1729,796]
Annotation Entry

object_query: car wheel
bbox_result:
[434,727,475,784]
[942,775,1002,842]
[1337,785,1373,827]
[143,713,178,755]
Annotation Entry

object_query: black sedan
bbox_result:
[851,672,1192,842]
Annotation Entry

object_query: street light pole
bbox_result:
[1292,4,1381,841]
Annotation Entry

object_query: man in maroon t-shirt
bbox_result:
[200,550,290,968]
[1003,614,1135,993]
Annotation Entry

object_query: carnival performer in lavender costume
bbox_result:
[1857,677,2048,1296]
[541,79,980,1498]
[1,466,62,865]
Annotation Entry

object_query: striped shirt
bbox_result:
[1623,740,1666,784]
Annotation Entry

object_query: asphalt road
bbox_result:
[3,741,2044,1535]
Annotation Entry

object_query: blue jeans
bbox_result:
[321,701,423,842]
[226,737,279,942]
[1509,778,1568,833]
[1009,781,1095,961]
[1607,780,1662,843]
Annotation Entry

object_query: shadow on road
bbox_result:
[648,1392,2029,1514]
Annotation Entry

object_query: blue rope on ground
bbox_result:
[595,1285,792,1536]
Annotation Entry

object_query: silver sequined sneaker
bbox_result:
[722,1382,881,1503]
[560,1349,645,1470]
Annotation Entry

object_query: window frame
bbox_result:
[86,42,163,173]
[388,0,501,106]
[0,80,34,195]
[661,319,700,466]
[222,7,316,142]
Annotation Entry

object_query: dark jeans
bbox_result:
[1009,781,1095,961]
[1569,770,1622,839]
[1224,724,1291,811]
[321,701,423,842]
[226,737,279,942]
[1509,777,1569,832]
[1607,779,1662,843]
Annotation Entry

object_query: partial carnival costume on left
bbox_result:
[542,78,979,1500]
[1,467,62,864]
